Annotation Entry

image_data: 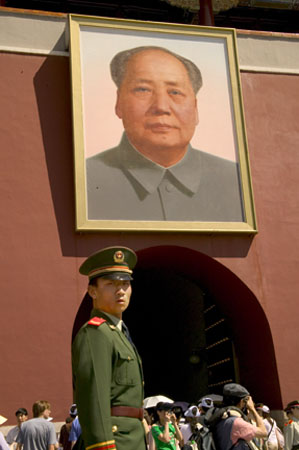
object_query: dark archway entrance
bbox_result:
[127,267,208,402]
[72,245,282,408]
[128,245,282,408]
[127,267,237,402]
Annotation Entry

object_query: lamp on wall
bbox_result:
[189,351,201,364]
[189,348,207,365]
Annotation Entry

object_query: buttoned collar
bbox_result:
[103,312,123,331]
[119,133,202,195]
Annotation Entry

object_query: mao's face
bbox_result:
[115,50,199,159]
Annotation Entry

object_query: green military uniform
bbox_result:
[284,417,299,450]
[72,247,146,450]
[72,309,145,450]
[284,401,299,450]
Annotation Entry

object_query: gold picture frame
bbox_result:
[69,14,257,233]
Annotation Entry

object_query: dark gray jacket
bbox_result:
[86,133,244,222]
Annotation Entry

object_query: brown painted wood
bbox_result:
[199,0,215,26]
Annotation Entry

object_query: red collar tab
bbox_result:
[88,317,106,326]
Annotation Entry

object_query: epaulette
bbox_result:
[285,420,293,426]
[87,317,106,327]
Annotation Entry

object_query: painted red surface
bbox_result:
[1,51,299,422]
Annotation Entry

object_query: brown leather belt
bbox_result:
[111,406,144,421]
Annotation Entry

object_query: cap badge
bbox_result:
[114,250,124,263]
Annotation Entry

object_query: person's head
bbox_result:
[223,383,250,410]
[110,46,202,167]
[149,407,159,424]
[156,402,174,423]
[172,406,183,422]
[80,246,137,319]
[69,404,77,419]
[15,408,28,425]
[144,408,155,425]
[198,397,214,414]
[32,400,51,419]
[184,405,200,423]
[65,416,73,430]
[255,403,264,417]
[111,46,202,94]
[285,401,299,420]
[256,404,270,418]
[261,405,270,418]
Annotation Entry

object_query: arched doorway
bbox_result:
[72,245,282,408]
[128,245,282,408]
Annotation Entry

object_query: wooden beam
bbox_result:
[199,0,215,25]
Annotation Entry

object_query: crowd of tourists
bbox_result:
[1,385,299,450]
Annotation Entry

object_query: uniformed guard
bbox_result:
[72,246,146,450]
[284,401,299,450]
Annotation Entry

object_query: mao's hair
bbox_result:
[110,46,203,94]
[32,400,50,418]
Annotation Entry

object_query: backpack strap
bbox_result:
[265,419,274,439]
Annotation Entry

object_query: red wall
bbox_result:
[1,51,299,422]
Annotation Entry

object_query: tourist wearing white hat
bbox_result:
[180,406,201,445]
[256,405,284,450]
[184,406,201,419]
[198,398,214,413]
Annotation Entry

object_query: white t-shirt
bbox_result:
[264,418,278,444]
[180,423,193,443]
[16,418,56,450]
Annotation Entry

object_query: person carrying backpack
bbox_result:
[209,383,267,450]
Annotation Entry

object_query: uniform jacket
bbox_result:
[284,417,299,450]
[72,309,146,450]
[86,133,244,222]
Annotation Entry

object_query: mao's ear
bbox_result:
[195,98,199,126]
[115,90,123,119]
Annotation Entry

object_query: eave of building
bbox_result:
[0,6,299,75]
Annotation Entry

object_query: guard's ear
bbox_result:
[88,284,95,299]
[115,90,123,119]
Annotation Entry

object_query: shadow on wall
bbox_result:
[33,55,77,255]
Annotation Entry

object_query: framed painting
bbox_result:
[69,14,257,233]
